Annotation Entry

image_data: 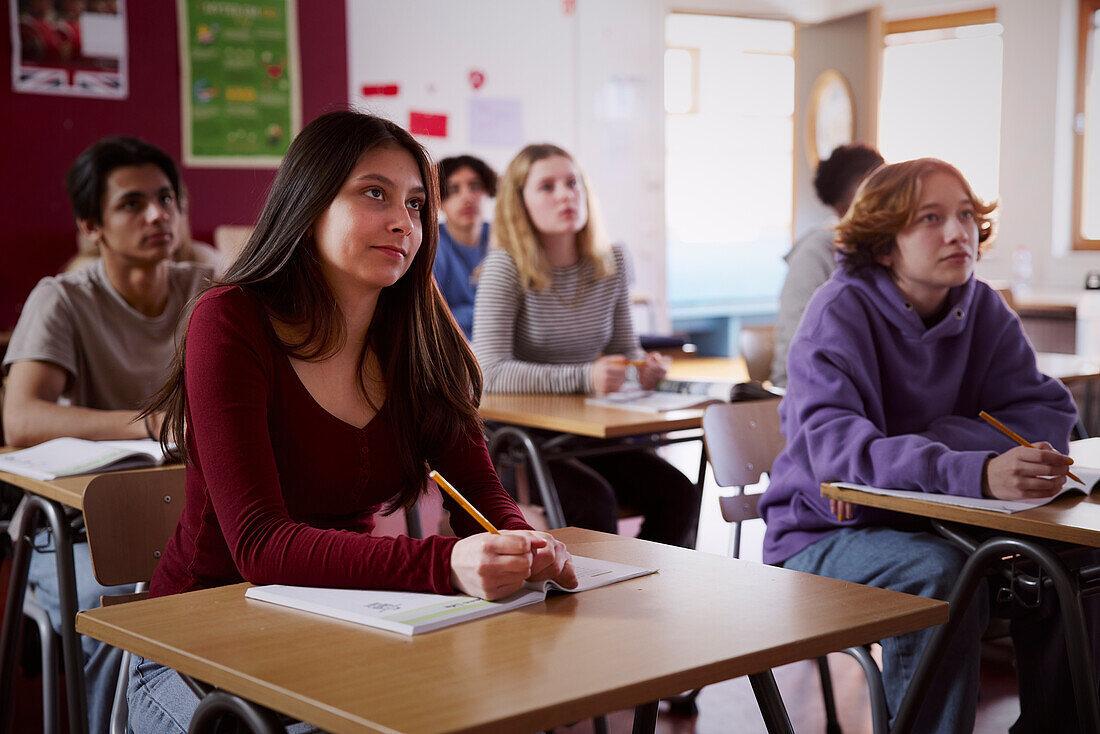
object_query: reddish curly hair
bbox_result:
[834,158,997,274]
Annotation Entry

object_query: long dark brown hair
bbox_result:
[146,111,482,511]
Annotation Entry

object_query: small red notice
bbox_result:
[361,83,399,96]
[409,111,448,137]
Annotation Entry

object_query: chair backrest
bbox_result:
[213,224,254,262]
[738,325,776,382]
[82,467,184,588]
[994,286,1016,311]
[702,400,784,524]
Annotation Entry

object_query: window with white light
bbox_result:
[665,14,795,305]
[878,13,1004,203]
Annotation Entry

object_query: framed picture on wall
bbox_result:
[805,69,854,168]
[10,0,129,98]
[177,0,300,167]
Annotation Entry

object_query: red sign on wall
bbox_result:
[361,83,399,96]
[409,111,448,137]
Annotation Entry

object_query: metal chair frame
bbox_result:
[695,400,890,734]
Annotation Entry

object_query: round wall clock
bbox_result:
[805,69,855,168]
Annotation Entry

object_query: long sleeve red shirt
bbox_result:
[150,286,531,598]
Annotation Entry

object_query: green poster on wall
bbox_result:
[178,0,300,167]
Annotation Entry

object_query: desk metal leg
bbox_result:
[631,701,659,734]
[749,670,795,734]
[187,690,284,734]
[690,441,708,549]
[891,537,1100,733]
[487,425,567,528]
[0,493,36,734]
[32,495,88,734]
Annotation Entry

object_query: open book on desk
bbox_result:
[244,555,657,635]
[833,438,1100,514]
[585,379,781,414]
[0,437,169,481]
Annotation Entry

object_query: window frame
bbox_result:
[882,8,997,36]
[1074,0,1100,251]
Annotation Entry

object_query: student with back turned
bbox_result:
[759,158,1097,733]
[2,136,212,734]
[129,112,574,731]
[771,143,884,387]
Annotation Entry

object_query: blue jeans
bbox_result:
[128,656,319,733]
[27,529,134,734]
[783,526,986,734]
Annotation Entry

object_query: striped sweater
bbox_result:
[472,245,642,394]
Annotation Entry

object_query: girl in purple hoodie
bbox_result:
[759,158,1092,733]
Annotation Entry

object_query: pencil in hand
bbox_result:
[978,411,1081,484]
[428,469,500,534]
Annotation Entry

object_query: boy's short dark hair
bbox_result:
[65,136,181,225]
[437,155,497,201]
[813,143,884,209]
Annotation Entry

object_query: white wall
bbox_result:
[346,0,579,176]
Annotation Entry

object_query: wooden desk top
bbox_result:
[479,394,703,438]
[77,528,944,734]
[821,484,1100,547]
[0,451,184,510]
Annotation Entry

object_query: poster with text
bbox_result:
[10,0,128,98]
[178,0,300,167]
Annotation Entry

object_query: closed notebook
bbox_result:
[0,438,169,481]
[244,555,657,635]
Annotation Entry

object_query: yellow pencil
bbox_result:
[979,411,1081,483]
[428,470,500,534]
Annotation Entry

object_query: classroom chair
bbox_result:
[697,400,889,734]
[80,470,450,734]
[81,468,184,734]
[213,225,254,263]
[738,325,775,383]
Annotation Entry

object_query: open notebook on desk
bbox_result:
[0,437,169,481]
[585,379,780,414]
[833,438,1100,514]
[245,555,657,635]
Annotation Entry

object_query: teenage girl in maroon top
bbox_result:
[129,112,575,732]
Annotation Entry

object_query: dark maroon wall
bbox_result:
[0,2,347,328]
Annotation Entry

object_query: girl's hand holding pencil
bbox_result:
[431,469,577,599]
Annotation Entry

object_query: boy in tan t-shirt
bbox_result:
[2,136,212,734]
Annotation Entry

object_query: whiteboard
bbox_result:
[346,0,579,174]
